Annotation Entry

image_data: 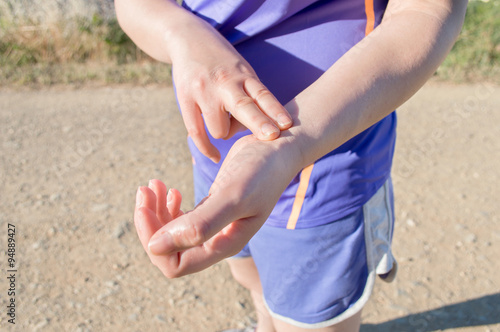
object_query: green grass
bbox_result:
[436,0,500,82]
[0,1,498,87]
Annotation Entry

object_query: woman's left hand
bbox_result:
[134,135,302,278]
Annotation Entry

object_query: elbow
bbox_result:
[446,0,468,42]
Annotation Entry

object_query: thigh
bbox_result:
[226,257,262,293]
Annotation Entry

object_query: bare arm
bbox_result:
[115,0,221,64]
[138,0,468,277]
[285,0,468,167]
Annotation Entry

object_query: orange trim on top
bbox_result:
[286,164,314,230]
[365,0,375,36]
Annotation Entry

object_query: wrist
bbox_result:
[270,130,308,176]
[161,8,200,63]
[162,10,234,65]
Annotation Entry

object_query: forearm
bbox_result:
[281,0,467,168]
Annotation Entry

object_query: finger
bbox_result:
[135,205,184,277]
[166,188,183,219]
[222,85,281,141]
[156,215,262,277]
[225,116,248,139]
[134,187,163,252]
[179,98,221,163]
[148,179,169,224]
[198,100,231,139]
[147,192,242,255]
[135,187,186,278]
[244,78,293,130]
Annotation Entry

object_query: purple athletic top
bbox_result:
[180,0,396,229]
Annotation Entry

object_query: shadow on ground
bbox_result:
[361,293,499,332]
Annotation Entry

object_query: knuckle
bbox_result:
[209,66,231,85]
[186,127,202,139]
[253,87,272,101]
[184,221,209,246]
[233,96,255,112]
[191,76,205,91]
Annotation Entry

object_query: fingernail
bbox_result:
[167,189,173,203]
[148,232,172,255]
[148,180,154,188]
[136,188,143,207]
[261,123,279,137]
[277,113,292,127]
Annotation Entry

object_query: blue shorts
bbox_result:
[193,167,397,328]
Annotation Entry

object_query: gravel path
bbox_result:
[0,82,498,331]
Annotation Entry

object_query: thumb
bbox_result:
[147,192,246,255]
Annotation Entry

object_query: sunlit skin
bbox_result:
[118,0,468,331]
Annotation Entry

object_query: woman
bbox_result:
[117,1,467,331]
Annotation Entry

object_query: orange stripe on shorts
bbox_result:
[286,164,314,230]
[365,0,375,36]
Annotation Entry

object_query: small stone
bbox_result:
[113,221,130,239]
[113,227,125,239]
[33,318,49,331]
[464,233,477,243]
[406,219,416,227]
[49,193,61,202]
[47,227,56,237]
[91,204,111,212]
[155,314,167,323]
[105,280,119,288]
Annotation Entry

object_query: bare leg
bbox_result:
[227,257,276,332]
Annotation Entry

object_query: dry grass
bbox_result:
[0,1,498,87]
[0,14,171,87]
